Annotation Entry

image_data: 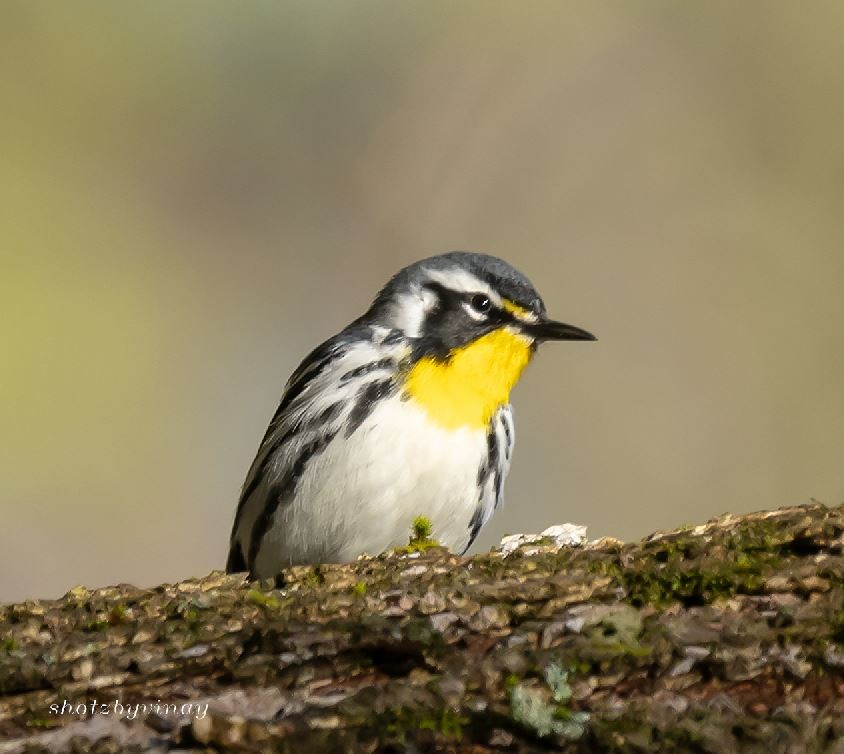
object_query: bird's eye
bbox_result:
[470,294,491,314]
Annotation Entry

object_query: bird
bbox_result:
[226,252,596,579]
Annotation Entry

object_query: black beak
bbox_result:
[521,317,597,342]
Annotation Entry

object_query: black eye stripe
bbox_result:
[419,281,518,330]
[420,281,449,308]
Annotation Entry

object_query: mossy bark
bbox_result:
[1,503,842,753]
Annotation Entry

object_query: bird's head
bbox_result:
[367,251,595,354]
[364,252,596,429]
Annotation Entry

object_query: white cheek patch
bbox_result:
[386,285,439,337]
[419,285,438,311]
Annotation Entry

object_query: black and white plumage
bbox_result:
[227,252,595,578]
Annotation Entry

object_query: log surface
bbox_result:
[1,503,842,752]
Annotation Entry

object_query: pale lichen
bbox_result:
[508,663,589,740]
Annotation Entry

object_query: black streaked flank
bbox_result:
[234,401,343,545]
[465,506,485,552]
[382,329,405,346]
[476,454,491,490]
[486,425,499,484]
[234,416,305,528]
[315,401,344,425]
[494,470,504,508]
[227,344,347,567]
[501,413,512,454]
[270,349,337,429]
[225,541,247,574]
[345,378,395,438]
[270,320,379,427]
[228,325,375,574]
[247,429,339,573]
[476,423,499,491]
[340,358,393,383]
[487,425,499,472]
[247,344,339,465]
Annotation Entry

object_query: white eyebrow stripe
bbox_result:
[423,267,501,305]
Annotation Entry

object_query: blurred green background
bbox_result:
[2,2,842,602]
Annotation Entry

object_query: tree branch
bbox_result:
[1,503,842,752]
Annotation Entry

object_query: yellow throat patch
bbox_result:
[403,328,533,429]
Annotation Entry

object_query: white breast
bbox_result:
[252,394,489,576]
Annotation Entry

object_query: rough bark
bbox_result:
[1,503,842,753]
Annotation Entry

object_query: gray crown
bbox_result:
[370,251,547,317]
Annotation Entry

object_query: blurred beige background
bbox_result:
[2,2,842,603]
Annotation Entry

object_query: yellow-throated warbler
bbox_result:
[227,252,595,578]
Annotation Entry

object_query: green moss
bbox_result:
[382,707,468,742]
[26,717,58,729]
[412,515,433,541]
[419,709,468,740]
[620,561,769,608]
[573,660,592,675]
[592,640,653,662]
[393,515,441,554]
[1,638,16,653]
[108,604,128,625]
[65,586,90,610]
[246,589,280,609]
[588,523,787,608]
[590,712,655,741]
[302,566,326,587]
[352,581,367,597]
[183,608,201,626]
